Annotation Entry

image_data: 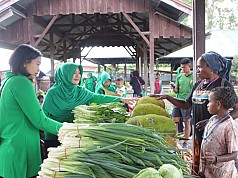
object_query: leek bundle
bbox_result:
[73,103,129,123]
[38,123,190,178]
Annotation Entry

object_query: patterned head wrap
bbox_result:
[202,51,228,78]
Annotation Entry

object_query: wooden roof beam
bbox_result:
[34,15,59,47]
[122,13,149,46]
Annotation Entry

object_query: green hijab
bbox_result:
[85,72,95,92]
[95,71,116,94]
[42,62,96,121]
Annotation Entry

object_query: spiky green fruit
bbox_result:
[131,103,170,118]
[136,96,165,108]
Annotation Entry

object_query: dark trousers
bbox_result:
[44,140,61,158]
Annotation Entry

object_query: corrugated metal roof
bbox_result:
[162,30,238,59]
[151,0,192,22]
[0,6,25,27]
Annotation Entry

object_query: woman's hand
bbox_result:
[149,94,167,100]
[204,152,217,165]
[120,97,139,105]
[196,119,209,131]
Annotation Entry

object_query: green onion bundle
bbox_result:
[73,103,129,123]
[38,123,189,178]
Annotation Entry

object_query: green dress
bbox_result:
[85,72,96,92]
[0,72,62,178]
[42,63,121,141]
[95,71,117,95]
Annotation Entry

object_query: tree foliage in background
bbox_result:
[181,0,238,30]
[231,55,238,79]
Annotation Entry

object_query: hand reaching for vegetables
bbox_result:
[149,94,168,100]
[120,97,139,105]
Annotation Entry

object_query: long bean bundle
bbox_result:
[73,103,129,123]
[38,123,189,177]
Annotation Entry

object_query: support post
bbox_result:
[192,0,205,175]
[149,7,155,94]
[50,31,55,77]
[143,43,148,92]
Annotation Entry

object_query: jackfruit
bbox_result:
[131,103,170,118]
[136,96,165,108]
[126,114,176,136]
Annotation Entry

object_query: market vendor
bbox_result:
[95,71,117,95]
[42,62,136,151]
[150,51,238,173]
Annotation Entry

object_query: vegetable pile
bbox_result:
[38,123,189,178]
[73,102,129,123]
[133,164,183,178]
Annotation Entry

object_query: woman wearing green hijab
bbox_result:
[85,72,96,92]
[42,63,134,150]
[95,71,117,95]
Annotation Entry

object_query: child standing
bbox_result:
[199,86,238,178]
[115,77,127,97]
[154,72,162,94]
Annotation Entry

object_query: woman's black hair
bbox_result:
[211,86,237,110]
[9,44,42,76]
[132,70,139,77]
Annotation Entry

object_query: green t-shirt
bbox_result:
[175,73,193,100]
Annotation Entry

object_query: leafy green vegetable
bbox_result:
[39,123,190,177]
[73,103,129,123]
[159,164,183,178]
[133,168,162,178]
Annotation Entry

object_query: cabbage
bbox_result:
[133,167,163,178]
[158,164,183,178]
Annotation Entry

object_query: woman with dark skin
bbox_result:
[151,51,238,174]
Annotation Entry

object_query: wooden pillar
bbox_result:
[192,0,205,175]
[143,43,148,92]
[193,0,205,83]
[135,47,139,71]
[149,7,155,93]
[72,41,76,63]
[98,63,101,73]
[124,61,127,82]
[63,40,67,62]
[138,57,142,76]
[50,31,55,77]
[78,47,82,64]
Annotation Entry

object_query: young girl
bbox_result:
[199,86,238,178]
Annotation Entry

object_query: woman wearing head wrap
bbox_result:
[43,63,135,150]
[95,71,117,95]
[85,72,96,92]
[150,51,238,174]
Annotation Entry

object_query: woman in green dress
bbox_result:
[0,44,63,178]
[85,72,96,92]
[42,63,135,150]
[95,71,117,95]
